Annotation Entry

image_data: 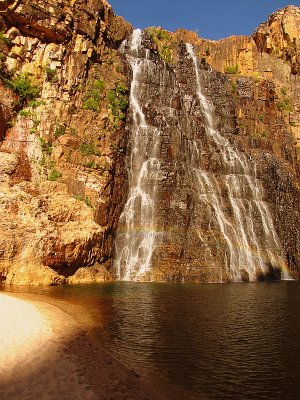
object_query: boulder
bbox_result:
[67,263,112,284]
[5,264,65,286]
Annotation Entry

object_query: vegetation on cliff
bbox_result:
[146,27,173,63]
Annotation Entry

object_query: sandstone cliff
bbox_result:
[0,0,132,284]
[0,1,299,284]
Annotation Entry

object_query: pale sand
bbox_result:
[0,293,163,400]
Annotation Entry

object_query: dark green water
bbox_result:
[2,281,300,399]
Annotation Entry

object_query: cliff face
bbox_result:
[198,6,300,278]
[0,0,132,284]
[114,7,300,282]
[0,1,299,284]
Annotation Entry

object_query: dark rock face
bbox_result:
[231,76,300,279]
[114,30,299,282]
[259,158,300,277]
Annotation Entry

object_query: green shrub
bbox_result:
[30,116,40,134]
[4,73,40,104]
[83,97,99,111]
[28,99,45,108]
[85,161,97,168]
[148,27,171,42]
[0,32,10,46]
[54,125,66,138]
[44,66,58,83]
[48,169,62,181]
[19,109,32,117]
[251,71,261,84]
[108,82,128,122]
[146,27,173,63]
[160,44,172,64]
[259,130,269,138]
[79,142,100,156]
[111,143,124,154]
[39,136,52,155]
[277,99,293,113]
[224,65,240,74]
[83,79,105,111]
[85,196,94,208]
[39,154,46,166]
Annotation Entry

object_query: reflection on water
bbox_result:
[2,282,300,399]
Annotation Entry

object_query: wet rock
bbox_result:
[115,12,300,281]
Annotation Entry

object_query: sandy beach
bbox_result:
[0,292,162,400]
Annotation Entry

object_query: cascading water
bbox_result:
[114,30,161,281]
[113,30,290,282]
[185,43,289,281]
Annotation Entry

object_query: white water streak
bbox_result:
[186,43,289,281]
[114,30,161,281]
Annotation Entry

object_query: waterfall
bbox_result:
[185,43,289,281]
[113,30,290,282]
[113,30,161,281]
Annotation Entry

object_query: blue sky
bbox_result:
[109,0,299,40]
